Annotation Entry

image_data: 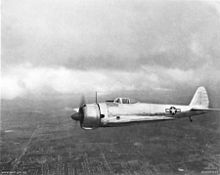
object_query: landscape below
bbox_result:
[1,92,220,175]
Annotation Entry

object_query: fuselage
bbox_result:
[96,102,203,127]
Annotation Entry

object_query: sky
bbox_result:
[1,0,220,99]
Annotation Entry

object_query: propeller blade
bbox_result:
[79,105,85,127]
[80,95,86,107]
[71,95,86,128]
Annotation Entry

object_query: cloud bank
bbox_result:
[1,0,220,99]
[2,63,220,99]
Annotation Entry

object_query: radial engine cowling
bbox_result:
[81,104,101,129]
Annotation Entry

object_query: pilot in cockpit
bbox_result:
[114,97,130,104]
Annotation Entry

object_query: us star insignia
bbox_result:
[165,106,181,115]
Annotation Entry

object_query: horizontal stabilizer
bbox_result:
[191,108,220,112]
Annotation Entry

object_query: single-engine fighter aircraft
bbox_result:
[70,87,220,130]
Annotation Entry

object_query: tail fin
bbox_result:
[189,86,209,108]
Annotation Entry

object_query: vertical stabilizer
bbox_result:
[190,86,209,108]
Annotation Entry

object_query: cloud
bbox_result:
[1,77,25,100]
[1,0,220,99]
[0,63,158,99]
[205,0,220,16]
[2,0,220,71]
[2,63,220,99]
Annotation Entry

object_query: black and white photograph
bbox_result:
[1,0,220,174]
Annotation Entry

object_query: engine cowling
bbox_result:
[81,104,101,129]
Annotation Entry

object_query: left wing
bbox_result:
[105,115,174,127]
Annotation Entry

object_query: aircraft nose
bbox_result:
[71,113,80,121]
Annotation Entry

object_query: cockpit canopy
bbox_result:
[113,97,131,104]
[105,97,138,104]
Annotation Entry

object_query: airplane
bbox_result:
[70,86,220,130]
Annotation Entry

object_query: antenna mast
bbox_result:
[95,91,98,104]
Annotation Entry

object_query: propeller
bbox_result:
[70,92,98,128]
[71,95,86,127]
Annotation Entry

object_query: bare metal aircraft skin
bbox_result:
[71,87,220,130]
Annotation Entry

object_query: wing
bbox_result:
[105,115,174,127]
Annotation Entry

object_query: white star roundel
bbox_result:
[170,106,177,115]
[165,106,181,115]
